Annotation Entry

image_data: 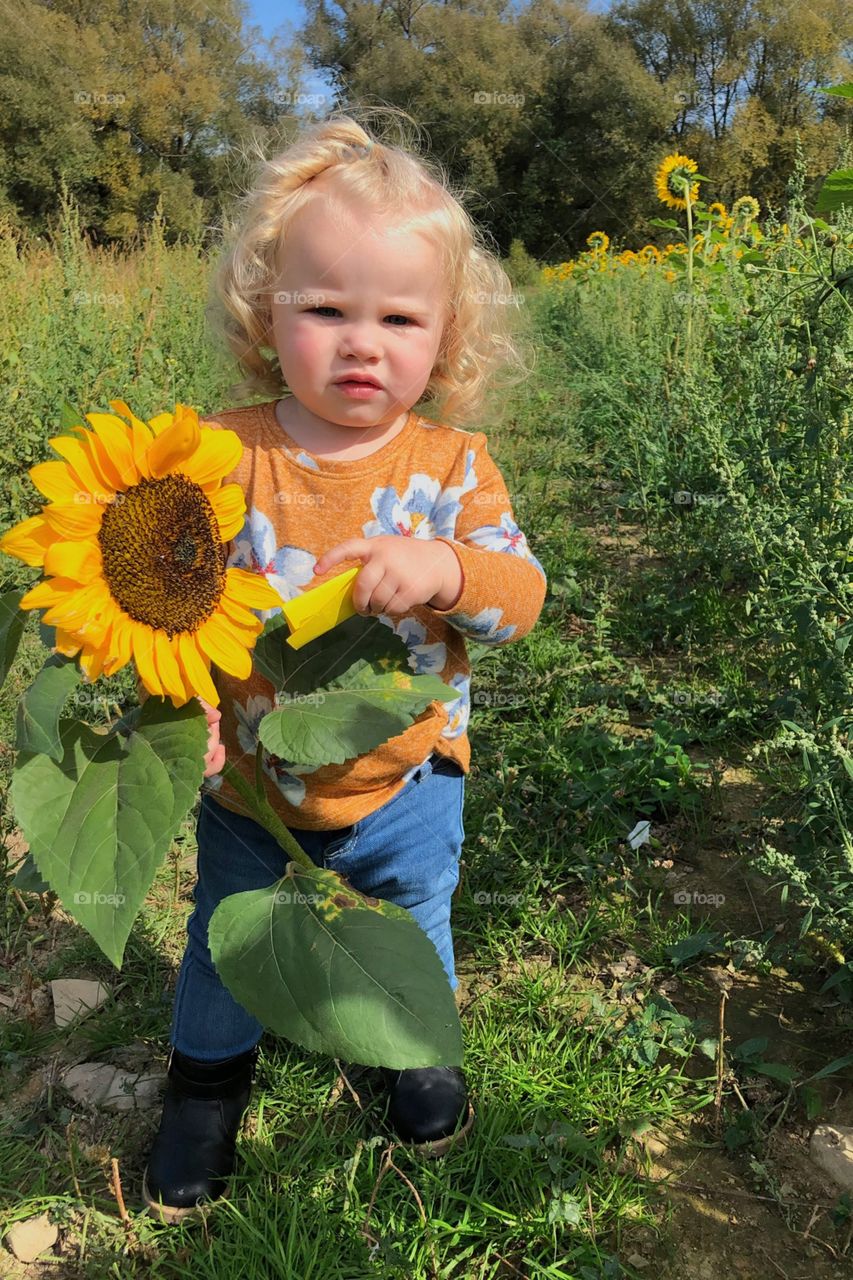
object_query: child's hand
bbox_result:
[313,535,463,615]
[197,697,226,777]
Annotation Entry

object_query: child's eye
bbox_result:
[308,307,414,326]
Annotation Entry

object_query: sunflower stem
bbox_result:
[685,184,694,365]
[219,755,315,870]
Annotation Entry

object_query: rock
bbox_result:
[50,979,110,1027]
[61,1062,166,1111]
[4,1212,58,1261]
[810,1124,853,1191]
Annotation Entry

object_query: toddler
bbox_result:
[142,110,548,1224]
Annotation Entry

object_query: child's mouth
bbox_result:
[334,381,382,398]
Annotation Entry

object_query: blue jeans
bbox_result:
[169,751,466,1060]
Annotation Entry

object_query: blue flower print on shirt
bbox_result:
[376,613,447,676]
[443,605,517,645]
[228,506,315,623]
[439,671,470,740]
[363,457,478,542]
[466,512,547,578]
[233,693,319,809]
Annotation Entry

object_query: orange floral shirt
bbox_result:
[141,401,547,829]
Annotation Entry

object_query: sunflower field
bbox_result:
[3,149,853,1274]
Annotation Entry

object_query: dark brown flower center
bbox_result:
[98,473,225,637]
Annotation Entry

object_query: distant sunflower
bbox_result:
[732,196,760,223]
[586,231,610,252]
[0,401,282,708]
[708,202,728,220]
[655,153,700,210]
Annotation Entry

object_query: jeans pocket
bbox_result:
[323,822,360,863]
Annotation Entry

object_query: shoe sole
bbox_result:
[142,1169,226,1224]
[405,1101,476,1158]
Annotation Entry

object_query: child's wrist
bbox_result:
[426,541,463,610]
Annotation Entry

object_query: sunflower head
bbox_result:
[708,202,728,220]
[655,153,700,210]
[586,231,610,253]
[732,196,760,224]
[0,401,283,709]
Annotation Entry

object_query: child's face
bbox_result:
[268,196,449,431]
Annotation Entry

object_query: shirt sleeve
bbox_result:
[426,431,548,646]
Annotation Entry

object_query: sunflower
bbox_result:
[586,231,610,252]
[0,401,283,709]
[655,153,700,210]
[731,196,760,224]
[708,201,728,220]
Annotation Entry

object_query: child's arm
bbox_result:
[426,433,547,646]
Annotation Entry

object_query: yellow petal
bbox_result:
[218,591,264,630]
[178,428,244,489]
[28,460,81,505]
[19,577,79,611]
[109,400,156,480]
[101,611,134,677]
[40,580,111,629]
[47,435,115,501]
[82,413,138,489]
[147,406,201,478]
[42,501,103,539]
[53,628,83,658]
[132,623,163,697]
[177,630,220,707]
[225,566,284,611]
[43,538,102,584]
[152,628,189,704]
[79,641,109,683]
[147,410,175,437]
[195,610,254,678]
[0,514,55,568]
[209,483,246,542]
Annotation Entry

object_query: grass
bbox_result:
[2,208,853,1278]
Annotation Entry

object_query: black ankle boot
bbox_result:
[142,1044,259,1223]
[380,1066,475,1156]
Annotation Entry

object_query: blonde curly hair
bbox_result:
[208,106,534,428]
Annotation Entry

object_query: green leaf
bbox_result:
[15,654,82,761]
[208,860,463,1068]
[254,610,400,692]
[39,616,57,651]
[819,83,853,98]
[732,1036,769,1061]
[0,588,27,692]
[798,1084,822,1120]
[664,931,720,968]
[648,218,682,231]
[259,662,458,767]
[9,697,207,966]
[815,169,853,214]
[804,1050,853,1082]
[57,400,88,435]
[10,851,52,894]
[748,1061,797,1084]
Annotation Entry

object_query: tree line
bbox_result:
[0,0,850,259]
